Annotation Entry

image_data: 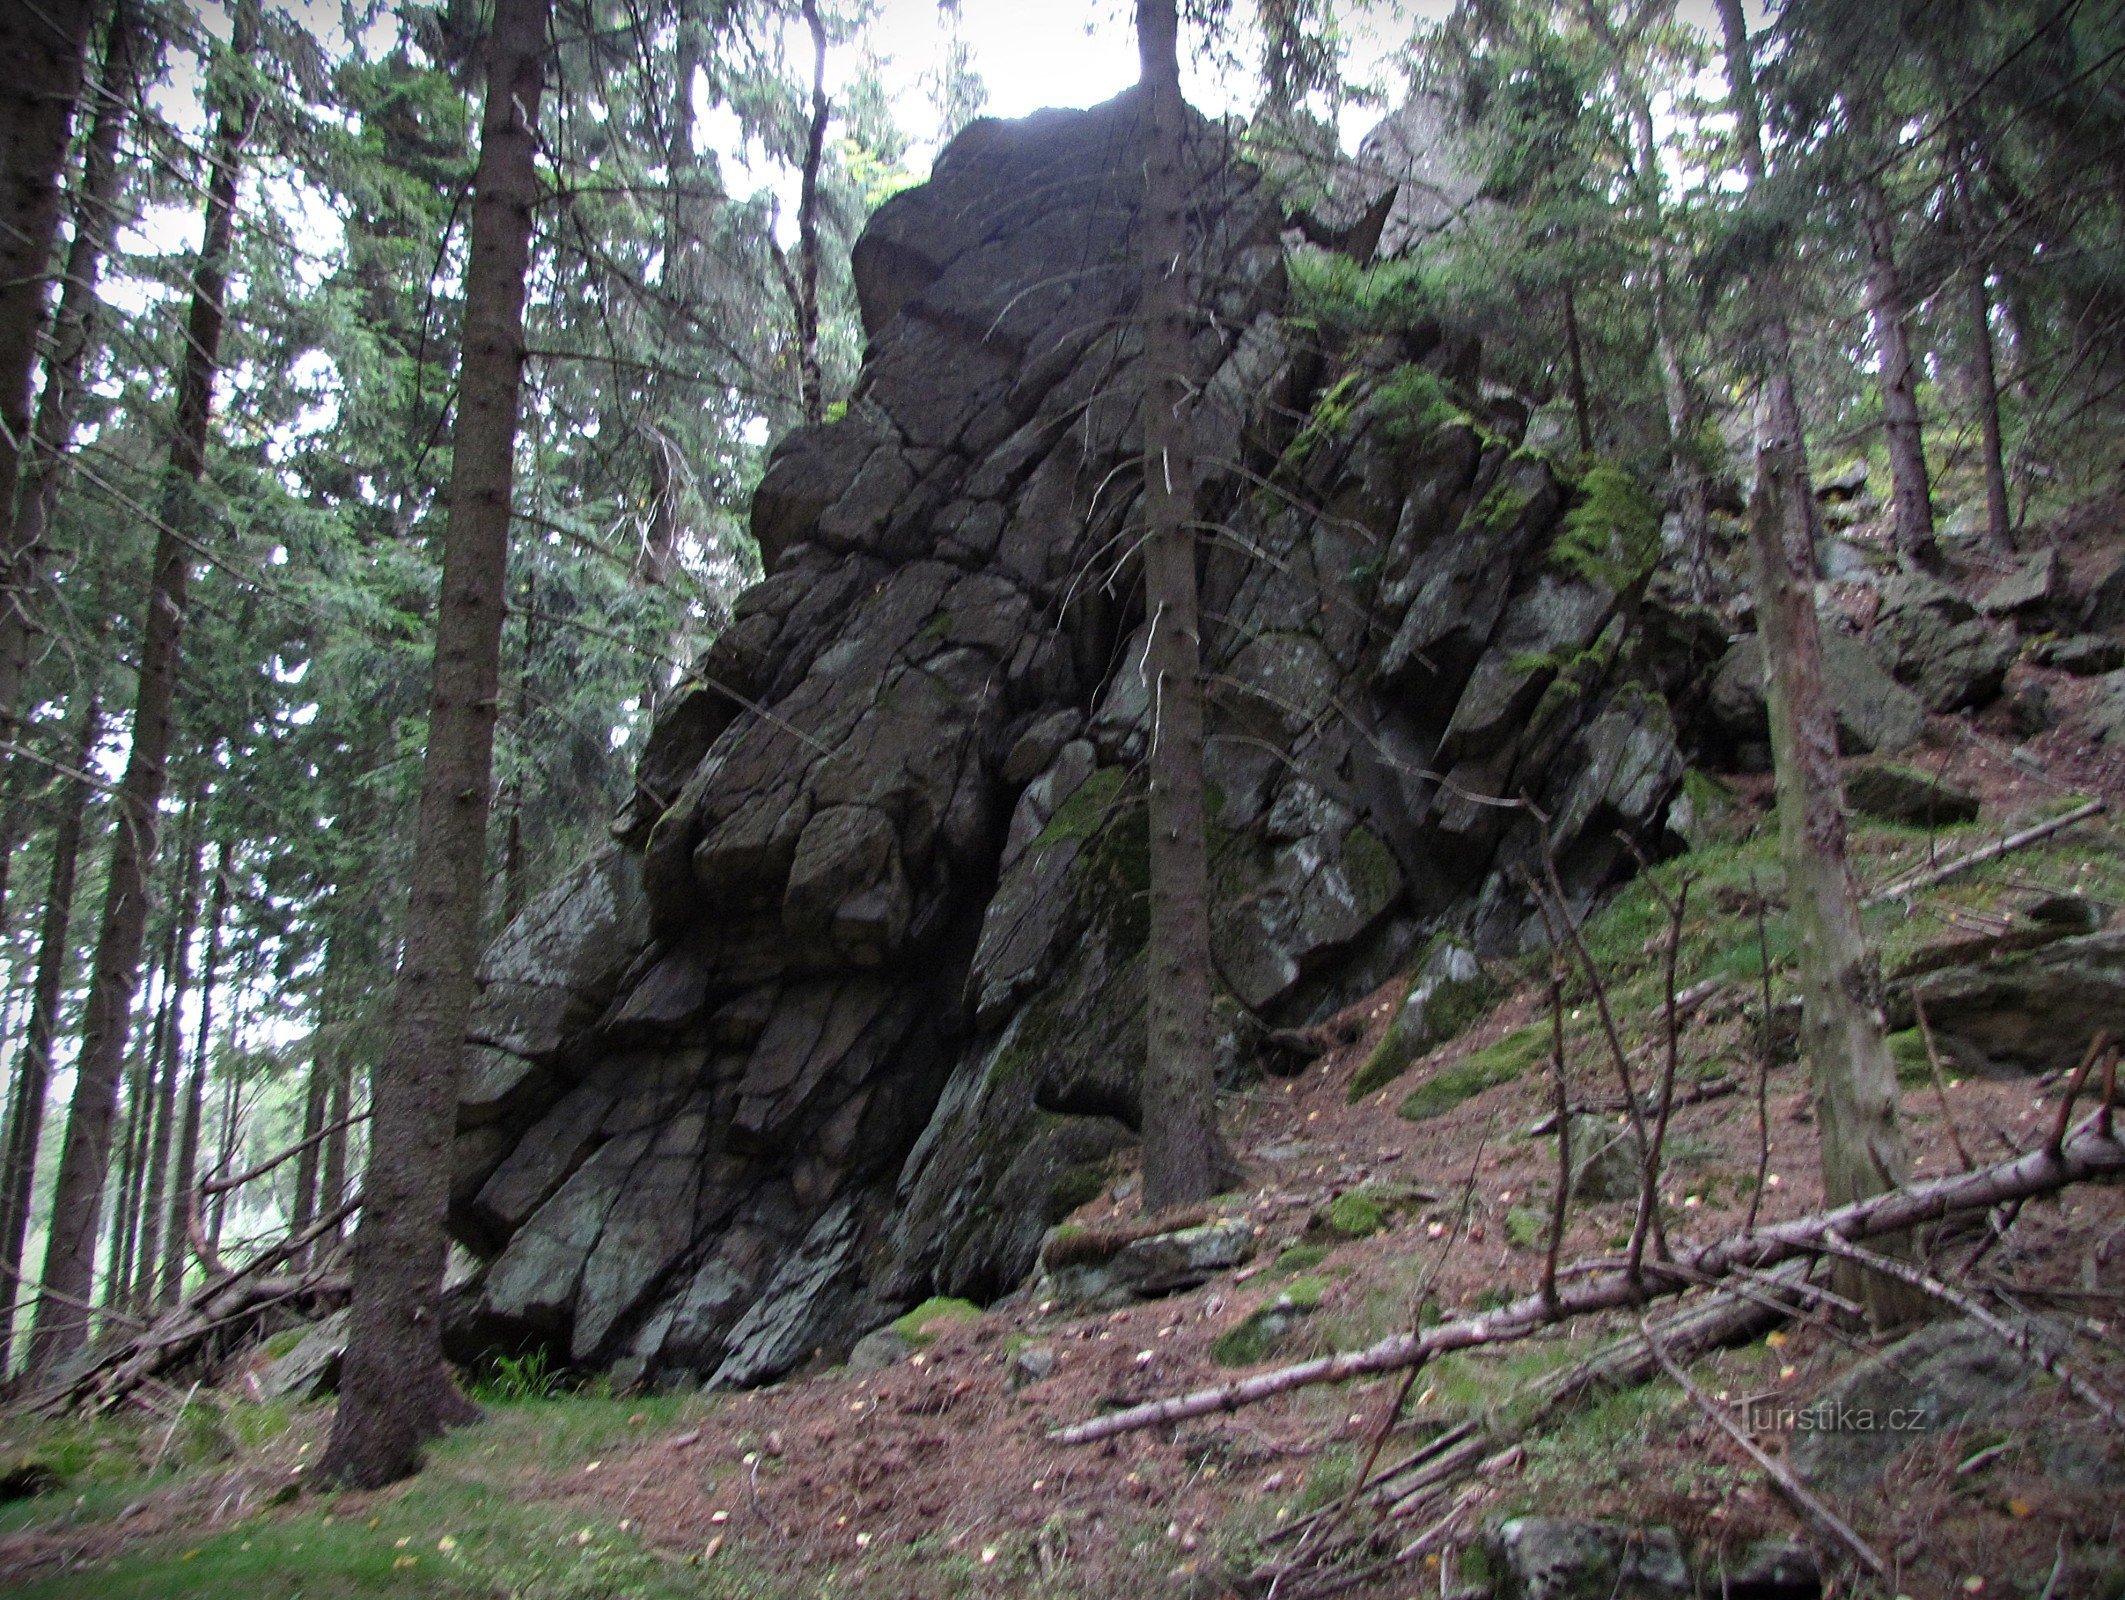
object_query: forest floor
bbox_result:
[3,518,2125,1599]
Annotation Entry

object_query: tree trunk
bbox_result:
[288,1058,329,1261]
[0,0,101,625]
[1560,285,1593,455]
[25,4,257,1375]
[105,1048,154,1319]
[1716,0,1922,1329]
[0,690,100,1371]
[318,1058,351,1259]
[159,839,227,1308]
[1134,0,1222,1216]
[130,817,204,1309]
[0,0,140,749]
[1854,164,1937,567]
[319,0,550,1489]
[793,0,828,426]
[1949,133,2013,556]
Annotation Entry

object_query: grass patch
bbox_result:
[1276,1243,1330,1274]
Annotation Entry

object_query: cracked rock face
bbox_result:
[446,91,1704,1387]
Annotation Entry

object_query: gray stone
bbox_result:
[445,90,1710,1389]
[1009,1342,1058,1388]
[1042,1219,1257,1310]
[1844,762,1981,827]
[2082,558,2125,633]
[1711,632,1925,755]
[1712,1536,1821,1600]
[2032,633,2124,675]
[1567,1115,1642,1204]
[1789,1316,2058,1493]
[1907,928,2125,1074]
[846,1326,912,1373]
[2093,670,2125,745]
[1981,549,2064,618]
[255,1311,348,1403]
[1875,571,2017,712]
[1485,1518,1692,1600]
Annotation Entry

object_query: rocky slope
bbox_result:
[444,91,1710,1386]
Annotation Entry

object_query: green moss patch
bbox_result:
[890,1297,983,1346]
[1276,1242,1330,1274]
[1397,1027,1546,1121]
[1326,1193,1386,1238]
[1030,765,1129,850]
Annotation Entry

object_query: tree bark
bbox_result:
[159,839,227,1308]
[0,690,99,1373]
[0,0,140,749]
[25,3,257,1375]
[1716,0,1922,1328]
[130,816,204,1309]
[319,0,550,1489]
[1134,0,1222,1215]
[1560,285,1593,455]
[0,0,101,635]
[288,1057,330,1261]
[1854,164,1937,566]
[1949,132,2013,556]
[794,0,828,425]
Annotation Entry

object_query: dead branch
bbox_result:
[201,1109,370,1195]
[35,1196,360,1412]
[1630,874,1692,1280]
[2048,1034,2111,1159]
[1810,1229,2125,1429]
[1641,1316,1890,1583]
[1864,798,2106,905]
[1543,965,1569,1314]
[1914,996,1976,1171]
[1052,1122,2125,1445]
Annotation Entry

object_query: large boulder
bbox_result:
[1873,570,2018,713]
[445,93,1708,1387]
[1709,631,1925,757]
[1901,928,2125,1074]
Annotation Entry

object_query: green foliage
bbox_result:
[472,1347,566,1404]
[1286,252,1432,339]
[1551,463,1661,591]
[1368,364,1467,443]
[1505,1205,1549,1250]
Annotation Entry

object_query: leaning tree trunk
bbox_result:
[0,691,100,1373]
[0,0,141,753]
[1854,163,1937,567]
[319,0,551,1490]
[25,5,257,1376]
[0,0,101,637]
[1134,0,1222,1215]
[1716,0,1923,1328]
[1560,285,1593,456]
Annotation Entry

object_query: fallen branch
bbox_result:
[1641,1317,1890,1583]
[1864,798,2106,905]
[1809,1230,2125,1429]
[201,1110,371,1196]
[1052,1123,2125,1444]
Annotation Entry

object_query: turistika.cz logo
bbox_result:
[1740,1398,1931,1434]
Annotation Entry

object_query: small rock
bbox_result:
[2031,633,2125,675]
[1714,1535,1822,1600]
[1980,549,2064,618]
[846,1327,912,1373]
[2081,557,2125,632]
[2004,681,2052,736]
[1009,1342,1058,1389]
[1041,1218,1256,1310]
[1843,761,1980,828]
[255,1310,349,1403]
[1566,1115,1642,1204]
[1486,1517,1693,1600]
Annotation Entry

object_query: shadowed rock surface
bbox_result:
[446,92,1708,1387]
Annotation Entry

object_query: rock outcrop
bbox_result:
[446,92,1706,1387]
